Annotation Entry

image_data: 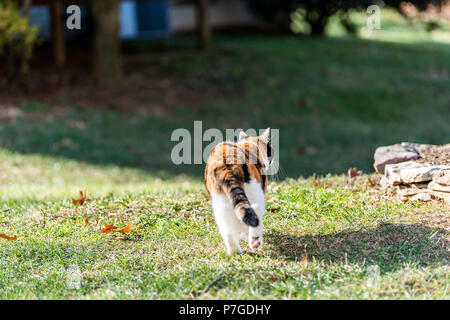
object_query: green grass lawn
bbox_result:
[0,10,449,299]
[0,162,448,299]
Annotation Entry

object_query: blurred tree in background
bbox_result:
[89,0,210,82]
[0,0,37,85]
[245,0,447,36]
[91,0,123,84]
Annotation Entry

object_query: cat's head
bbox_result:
[239,128,273,168]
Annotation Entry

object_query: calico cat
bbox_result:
[204,128,272,254]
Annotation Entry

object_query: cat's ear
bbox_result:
[260,127,270,143]
[239,130,249,140]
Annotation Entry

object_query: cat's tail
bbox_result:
[213,166,259,227]
[224,183,259,227]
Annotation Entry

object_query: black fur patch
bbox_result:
[242,208,259,227]
[267,143,272,158]
[230,187,247,208]
[242,164,250,183]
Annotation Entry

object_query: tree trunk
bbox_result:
[51,0,65,66]
[91,0,123,84]
[196,0,210,50]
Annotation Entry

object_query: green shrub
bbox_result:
[245,0,446,36]
[0,1,38,85]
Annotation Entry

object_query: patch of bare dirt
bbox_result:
[417,213,450,231]
[416,144,450,166]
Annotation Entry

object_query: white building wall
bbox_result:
[169,0,257,32]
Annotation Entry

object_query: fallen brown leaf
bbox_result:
[348,167,360,178]
[314,178,321,187]
[300,253,308,264]
[117,224,137,234]
[72,190,86,206]
[100,224,118,234]
[348,167,360,186]
[0,233,17,240]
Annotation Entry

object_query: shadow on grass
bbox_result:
[1,36,449,178]
[265,223,449,273]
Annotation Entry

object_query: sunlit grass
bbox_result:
[0,12,449,299]
[326,8,450,44]
[0,152,448,299]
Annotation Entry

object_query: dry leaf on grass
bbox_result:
[85,218,138,237]
[117,224,137,234]
[367,177,377,187]
[300,253,308,264]
[0,233,17,240]
[99,223,137,234]
[347,167,360,186]
[99,224,118,234]
[72,190,87,206]
[348,167,360,178]
[314,178,321,187]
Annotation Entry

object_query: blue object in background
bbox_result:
[30,4,89,39]
[28,1,171,40]
[120,1,138,39]
[30,5,50,39]
[136,0,170,39]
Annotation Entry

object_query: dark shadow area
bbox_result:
[1,36,449,178]
[265,223,449,273]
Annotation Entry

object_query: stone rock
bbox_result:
[396,183,429,197]
[428,181,450,193]
[400,166,449,184]
[375,145,412,154]
[429,191,450,204]
[400,142,436,157]
[373,142,438,174]
[398,188,450,203]
[432,170,450,186]
[410,193,432,202]
[384,161,450,185]
[412,182,429,189]
[383,161,423,185]
[397,187,421,197]
[373,145,419,174]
